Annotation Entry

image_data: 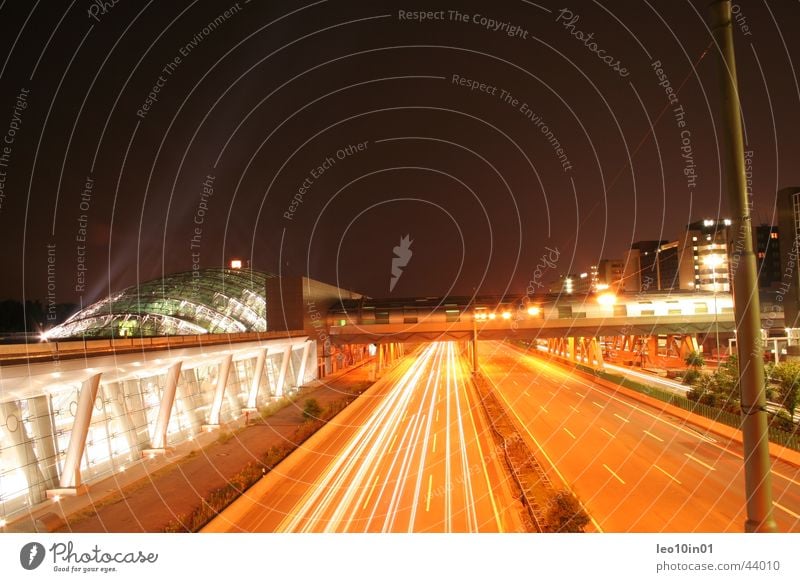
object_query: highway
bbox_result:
[480,341,800,532]
[204,342,521,533]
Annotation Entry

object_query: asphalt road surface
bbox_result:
[480,341,800,533]
[205,342,521,532]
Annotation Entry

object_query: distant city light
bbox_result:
[501,311,512,320]
[488,313,497,320]
[527,306,540,316]
[230,259,242,269]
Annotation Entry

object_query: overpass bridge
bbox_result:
[326,290,785,370]
[0,287,783,526]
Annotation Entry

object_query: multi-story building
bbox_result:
[595,259,625,292]
[754,224,781,290]
[678,218,733,292]
[778,187,800,328]
[622,240,667,292]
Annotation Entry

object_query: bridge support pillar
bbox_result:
[275,345,292,398]
[49,372,102,495]
[567,337,576,362]
[245,349,268,411]
[295,341,312,389]
[205,354,232,429]
[147,361,182,452]
[1,400,48,502]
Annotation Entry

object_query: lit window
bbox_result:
[771,232,779,239]
[757,252,765,259]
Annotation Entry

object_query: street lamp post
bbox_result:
[703,253,724,367]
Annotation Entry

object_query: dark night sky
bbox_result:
[1,0,799,309]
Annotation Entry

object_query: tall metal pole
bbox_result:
[714,265,720,366]
[708,0,777,533]
[472,313,479,373]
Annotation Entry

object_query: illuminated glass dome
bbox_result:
[45,268,271,339]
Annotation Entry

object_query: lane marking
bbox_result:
[569,405,580,414]
[503,343,800,490]
[685,453,715,471]
[653,464,682,485]
[426,474,433,512]
[388,433,398,450]
[523,390,530,397]
[481,363,604,533]
[540,405,549,414]
[643,430,664,442]
[592,401,604,409]
[435,408,439,423]
[576,392,585,398]
[432,432,437,453]
[363,475,380,510]
[603,464,626,485]
[613,413,630,423]
[600,427,615,439]
[563,427,576,439]
[774,502,800,519]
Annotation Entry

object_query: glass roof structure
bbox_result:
[45,268,271,339]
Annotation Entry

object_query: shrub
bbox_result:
[682,369,701,386]
[302,398,323,420]
[543,490,590,533]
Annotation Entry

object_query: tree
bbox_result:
[684,350,705,370]
[771,361,800,420]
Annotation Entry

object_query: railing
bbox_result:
[0,330,307,364]
[576,364,800,452]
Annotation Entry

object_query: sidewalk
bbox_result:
[4,361,374,533]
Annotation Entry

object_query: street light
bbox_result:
[703,253,724,366]
[597,292,617,307]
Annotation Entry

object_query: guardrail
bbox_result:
[0,330,308,364]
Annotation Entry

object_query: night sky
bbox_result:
[1,0,799,309]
